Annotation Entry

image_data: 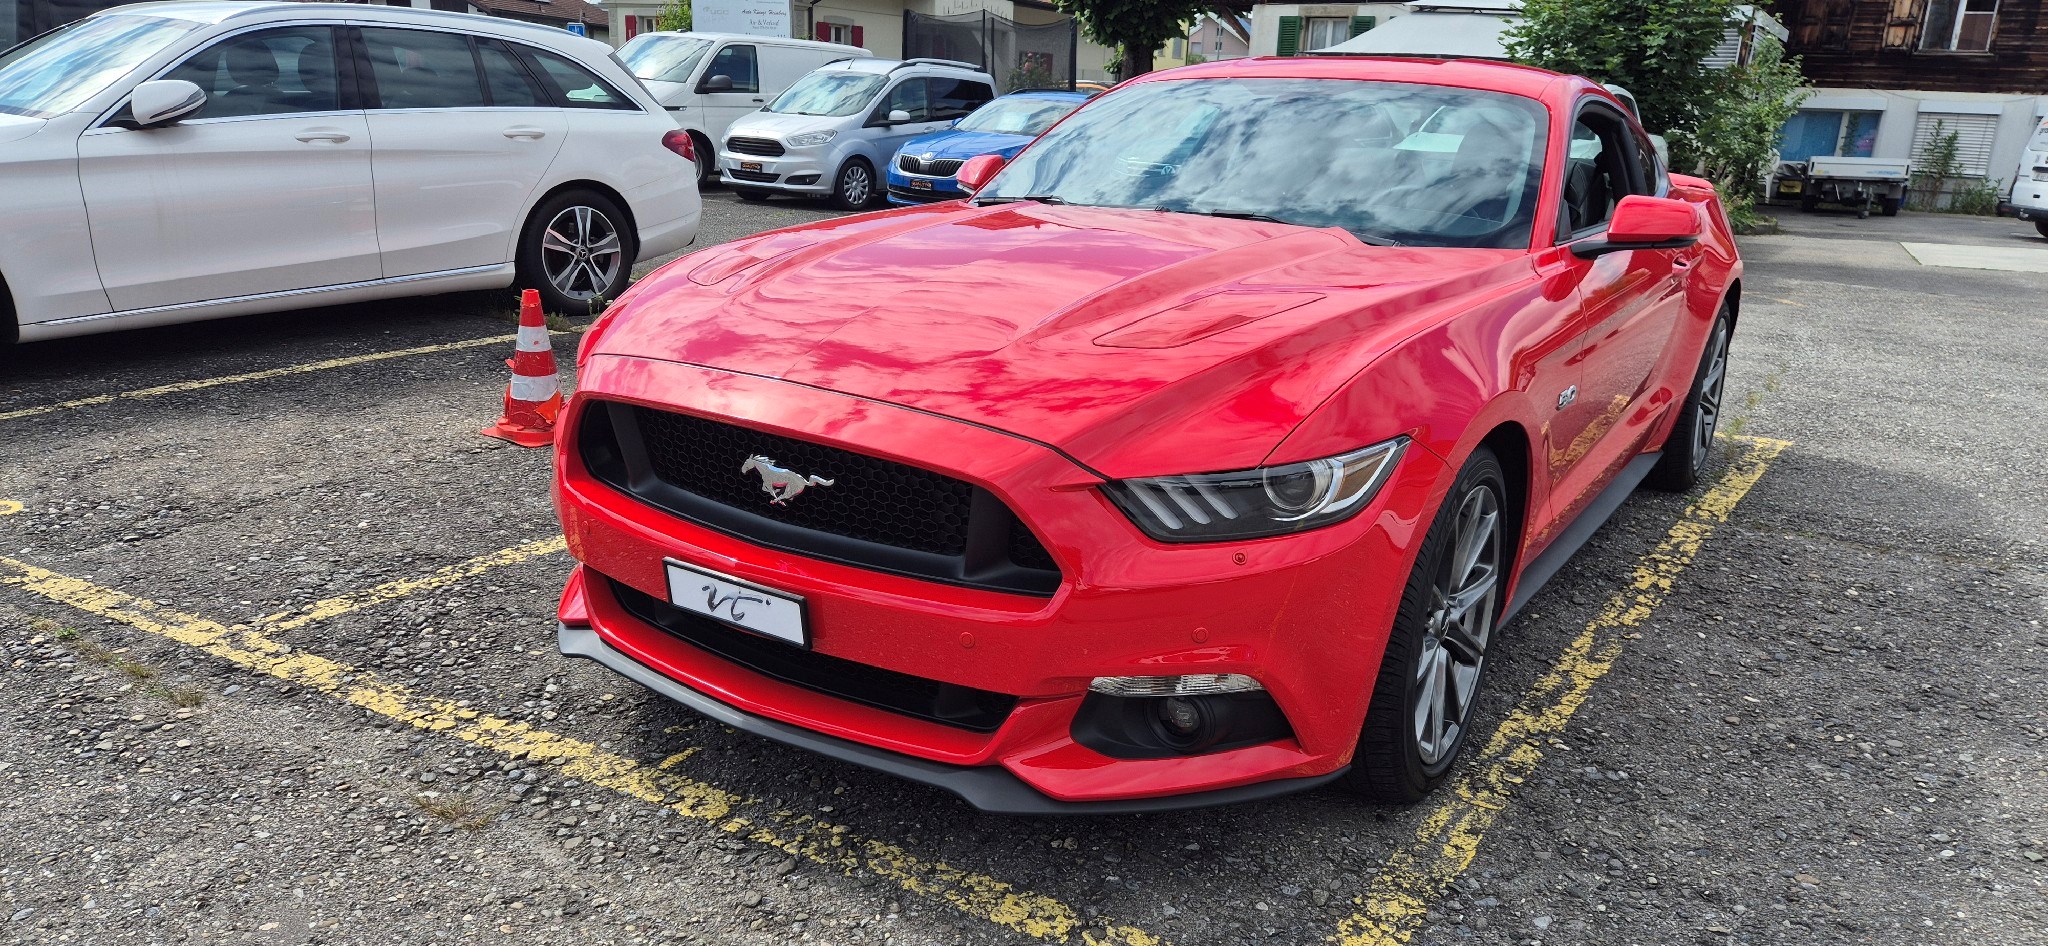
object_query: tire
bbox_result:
[517,189,634,316]
[689,132,715,188]
[830,158,876,211]
[2034,219,2048,240]
[1342,447,1508,804]
[1880,196,1902,217]
[733,187,772,202]
[1645,306,1732,492]
[1800,193,1818,212]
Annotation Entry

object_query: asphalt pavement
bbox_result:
[0,191,2041,946]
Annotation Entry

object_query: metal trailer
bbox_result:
[1795,156,1911,218]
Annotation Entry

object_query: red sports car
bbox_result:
[552,57,1740,813]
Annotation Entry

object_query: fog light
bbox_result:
[1089,674,1263,697]
[788,174,820,186]
[1159,696,1203,737]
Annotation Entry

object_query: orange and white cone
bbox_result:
[481,289,562,448]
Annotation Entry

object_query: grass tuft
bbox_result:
[413,793,496,830]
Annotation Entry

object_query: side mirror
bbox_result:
[887,109,911,124]
[701,74,734,93]
[130,79,206,128]
[955,153,1005,192]
[1572,195,1701,258]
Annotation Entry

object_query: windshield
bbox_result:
[979,78,1550,249]
[617,34,713,85]
[956,96,1080,136]
[0,14,200,119]
[767,71,884,117]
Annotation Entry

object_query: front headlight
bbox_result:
[1102,438,1407,542]
[785,130,836,147]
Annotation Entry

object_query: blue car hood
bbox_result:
[898,128,1035,162]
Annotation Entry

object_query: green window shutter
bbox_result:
[1276,16,1301,56]
[1349,16,1376,37]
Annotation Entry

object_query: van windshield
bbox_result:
[618,34,714,84]
[0,14,199,118]
[768,71,884,117]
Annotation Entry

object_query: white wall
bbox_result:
[1248,3,1407,57]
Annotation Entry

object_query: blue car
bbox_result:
[885,90,1092,205]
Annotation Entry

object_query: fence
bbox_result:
[903,10,1078,93]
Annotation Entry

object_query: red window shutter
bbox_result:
[851,25,864,48]
[626,16,638,39]
[816,23,831,41]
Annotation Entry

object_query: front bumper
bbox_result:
[553,355,1445,809]
[718,148,832,195]
[885,167,965,205]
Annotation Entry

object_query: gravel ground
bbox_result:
[1,193,2042,946]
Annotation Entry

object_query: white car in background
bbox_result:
[615,31,868,186]
[0,1,701,345]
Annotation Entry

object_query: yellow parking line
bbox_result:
[0,500,20,516]
[258,535,567,632]
[0,333,525,423]
[1329,436,1788,946]
[0,554,1166,946]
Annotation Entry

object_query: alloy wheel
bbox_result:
[1692,321,1730,468]
[1412,483,1501,766]
[540,205,623,302]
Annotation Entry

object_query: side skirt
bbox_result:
[1501,451,1661,623]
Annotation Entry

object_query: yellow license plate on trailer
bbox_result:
[1778,180,1803,194]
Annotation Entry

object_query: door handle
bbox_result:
[294,130,351,143]
[1672,256,1695,269]
[750,97,764,103]
[503,126,547,140]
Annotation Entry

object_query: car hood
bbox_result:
[0,113,47,146]
[638,77,692,108]
[899,128,1033,161]
[726,110,846,140]
[593,203,1530,477]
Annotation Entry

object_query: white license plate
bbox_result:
[664,559,807,647]
[909,178,933,190]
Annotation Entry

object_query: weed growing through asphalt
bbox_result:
[44,621,208,707]
[413,793,497,830]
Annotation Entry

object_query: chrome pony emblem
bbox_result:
[742,455,834,505]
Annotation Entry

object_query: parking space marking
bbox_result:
[0,553,1167,946]
[1329,436,1790,946]
[0,500,20,516]
[0,332,529,423]
[259,535,567,632]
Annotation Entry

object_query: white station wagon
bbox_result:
[0,1,702,344]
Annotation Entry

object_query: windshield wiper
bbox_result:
[973,195,1068,206]
[1149,205,1405,246]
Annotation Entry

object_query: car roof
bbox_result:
[98,1,591,43]
[998,89,1093,102]
[819,57,994,81]
[1128,55,1583,104]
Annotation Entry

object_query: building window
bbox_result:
[821,21,852,45]
[1921,0,1998,52]
[1779,110,1880,162]
[1304,17,1348,52]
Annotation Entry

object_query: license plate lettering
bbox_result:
[664,559,807,647]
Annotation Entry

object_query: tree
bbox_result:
[1055,0,1210,81]
[1502,0,1736,140]
[656,0,691,33]
[1676,36,1807,217]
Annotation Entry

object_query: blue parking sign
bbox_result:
[565,22,586,36]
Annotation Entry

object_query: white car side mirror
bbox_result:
[887,109,911,124]
[131,79,207,128]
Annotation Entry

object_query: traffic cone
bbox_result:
[481,289,562,448]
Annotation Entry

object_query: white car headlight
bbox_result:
[1102,438,1407,542]
[786,130,836,147]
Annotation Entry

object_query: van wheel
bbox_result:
[831,158,876,211]
[2034,219,2048,239]
[690,132,715,187]
[517,189,635,316]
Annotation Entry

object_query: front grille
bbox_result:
[609,577,1017,732]
[725,168,779,183]
[896,154,965,176]
[726,136,785,157]
[888,185,956,204]
[579,401,1062,596]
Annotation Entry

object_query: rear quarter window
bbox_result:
[522,48,638,110]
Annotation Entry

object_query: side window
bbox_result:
[523,48,636,110]
[1559,110,1639,238]
[926,78,993,121]
[478,40,547,108]
[1635,131,1667,195]
[162,26,341,119]
[361,27,484,110]
[883,78,928,122]
[703,44,758,93]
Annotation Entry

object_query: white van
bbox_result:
[617,32,869,184]
[2006,118,2048,238]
